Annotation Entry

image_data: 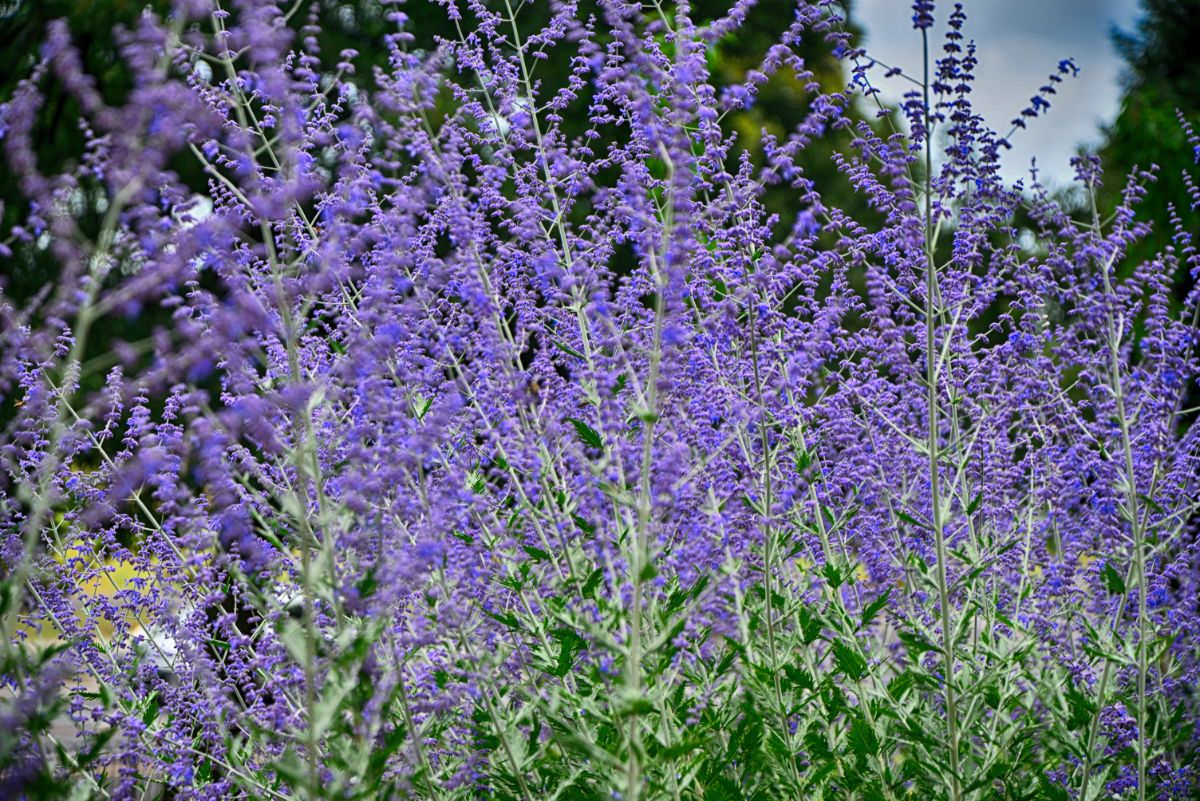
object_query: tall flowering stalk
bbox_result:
[1,1,1199,800]
[915,16,962,800]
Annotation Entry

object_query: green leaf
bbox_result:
[142,692,161,726]
[1064,682,1095,731]
[581,568,604,599]
[803,728,832,760]
[412,394,432,421]
[550,337,586,360]
[861,783,888,801]
[764,729,794,766]
[782,663,814,692]
[35,641,72,667]
[313,673,355,740]
[77,727,116,767]
[895,510,928,530]
[831,640,868,681]
[566,417,603,449]
[859,589,891,629]
[616,694,657,717]
[847,713,880,757]
[887,671,917,700]
[821,561,844,589]
[798,606,825,644]
[548,628,587,677]
[661,735,705,760]
[523,545,551,562]
[1101,562,1126,594]
[485,611,524,631]
[1138,493,1165,516]
[703,775,743,801]
[1036,773,1071,801]
[715,647,738,676]
[665,584,688,615]
[897,630,939,657]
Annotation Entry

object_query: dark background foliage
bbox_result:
[2,0,1196,429]
[1099,0,1200,290]
[0,0,869,414]
[4,0,1198,299]
[0,0,860,296]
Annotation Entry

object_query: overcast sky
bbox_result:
[853,0,1142,187]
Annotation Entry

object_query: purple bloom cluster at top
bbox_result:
[0,1,1198,799]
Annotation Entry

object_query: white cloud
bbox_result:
[854,0,1141,187]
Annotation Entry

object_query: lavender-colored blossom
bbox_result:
[0,1,1197,799]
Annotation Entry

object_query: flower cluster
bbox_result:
[1,1,1198,799]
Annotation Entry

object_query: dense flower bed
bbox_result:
[1,1,1198,799]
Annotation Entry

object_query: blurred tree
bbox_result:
[0,0,873,425]
[1,1,864,293]
[1,0,170,303]
[1097,0,1200,303]
[698,0,869,226]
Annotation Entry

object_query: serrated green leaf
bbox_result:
[847,713,880,756]
[895,510,928,530]
[523,545,551,562]
[821,561,844,589]
[887,670,916,700]
[831,640,868,681]
[782,663,814,692]
[860,589,891,629]
[798,606,825,644]
[142,692,160,726]
[566,417,603,449]
[548,628,587,677]
[581,568,604,599]
[897,630,939,657]
[1064,682,1095,731]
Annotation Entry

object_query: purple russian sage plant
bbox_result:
[1,0,1198,799]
